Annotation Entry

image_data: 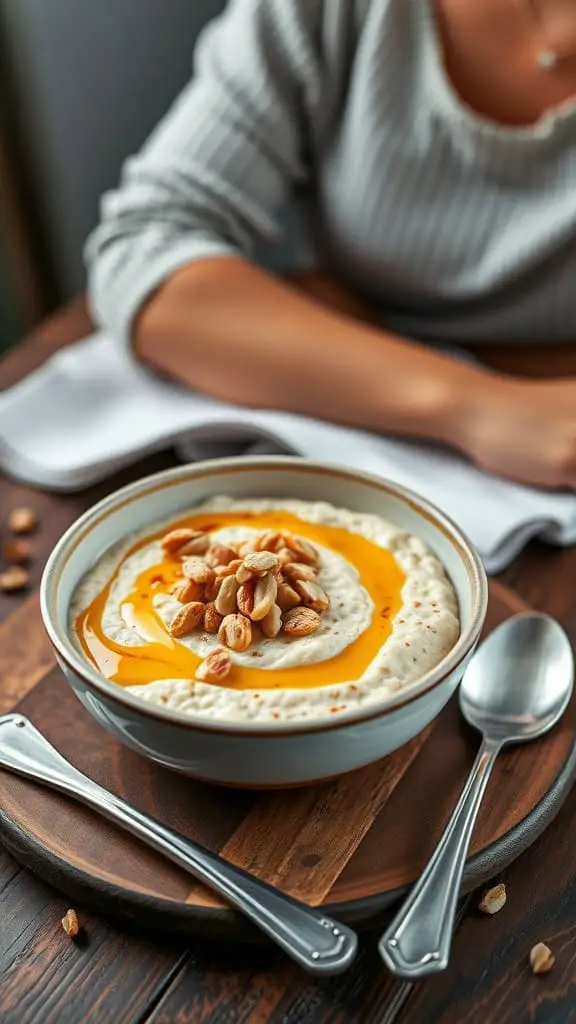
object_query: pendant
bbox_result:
[537,49,558,70]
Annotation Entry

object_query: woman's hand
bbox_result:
[464,377,576,488]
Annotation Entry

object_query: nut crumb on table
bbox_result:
[0,566,30,592]
[8,507,37,535]
[61,908,80,938]
[478,883,507,915]
[2,539,32,564]
[529,942,555,975]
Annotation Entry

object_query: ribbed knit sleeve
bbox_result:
[86,0,324,343]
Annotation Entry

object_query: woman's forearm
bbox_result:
[133,257,492,447]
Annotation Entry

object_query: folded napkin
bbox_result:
[0,331,574,574]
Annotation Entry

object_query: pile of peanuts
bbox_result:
[0,507,36,593]
[160,527,331,683]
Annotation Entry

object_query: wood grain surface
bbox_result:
[0,304,576,1023]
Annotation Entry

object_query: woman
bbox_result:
[87,0,576,489]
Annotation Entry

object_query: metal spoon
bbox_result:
[0,714,358,976]
[379,612,574,979]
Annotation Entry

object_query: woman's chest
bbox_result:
[314,135,576,341]
[316,109,576,304]
[435,0,576,127]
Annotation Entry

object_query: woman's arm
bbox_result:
[136,257,576,490]
[135,255,488,444]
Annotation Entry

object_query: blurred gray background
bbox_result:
[1,0,226,301]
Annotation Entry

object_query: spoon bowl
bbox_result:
[461,613,574,744]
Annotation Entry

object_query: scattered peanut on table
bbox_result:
[2,539,31,564]
[478,883,507,915]
[61,908,80,938]
[8,506,37,535]
[529,942,555,975]
[477,885,556,979]
[0,565,30,592]
[0,507,38,593]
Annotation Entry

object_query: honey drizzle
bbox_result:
[76,511,405,691]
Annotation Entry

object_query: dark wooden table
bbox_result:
[1,304,575,1024]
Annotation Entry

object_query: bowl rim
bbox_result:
[40,456,489,737]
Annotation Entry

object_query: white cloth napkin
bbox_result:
[0,331,574,574]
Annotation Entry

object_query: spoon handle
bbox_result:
[378,737,501,979]
[0,715,357,976]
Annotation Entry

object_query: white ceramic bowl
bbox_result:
[40,458,488,787]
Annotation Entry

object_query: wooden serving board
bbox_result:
[0,581,575,939]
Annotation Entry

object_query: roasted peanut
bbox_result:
[255,531,283,552]
[171,578,204,604]
[204,602,224,634]
[61,908,80,938]
[282,607,321,637]
[8,507,37,535]
[215,575,240,616]
[285,534,318,566]
[0,566,30,592]
[283,562,318,583]
[3,539,31,564]
[261,604,282,638]
[214,559,243,579]
[529,943,555,975]
[169,602,205,638]
[219,613,252,652]
[178,534,211,556]
[204,575,223,602]
[161,528,208,556]
[273,548,293,568]
[276,580,301,611]
[251,573,278,621]
[237,580,256,617]
[237,540,257,558]
[478,884,507,915]
[182,557,215,587]
[206,543,238,567]
[237,551,279,584]
[195,648,232,682]
[294,579,330,612]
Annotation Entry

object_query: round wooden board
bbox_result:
[0,581,575,940]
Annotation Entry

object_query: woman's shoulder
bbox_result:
[247,0,393,73]
[213,0,385,49]
[271,0,400,71]
[196,0,377,93]
[201,1,399,71]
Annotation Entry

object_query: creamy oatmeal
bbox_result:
[70,497,460,723]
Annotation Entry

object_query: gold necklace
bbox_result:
[519,0,576,69]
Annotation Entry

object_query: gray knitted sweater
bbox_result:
[86,0,576,346]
